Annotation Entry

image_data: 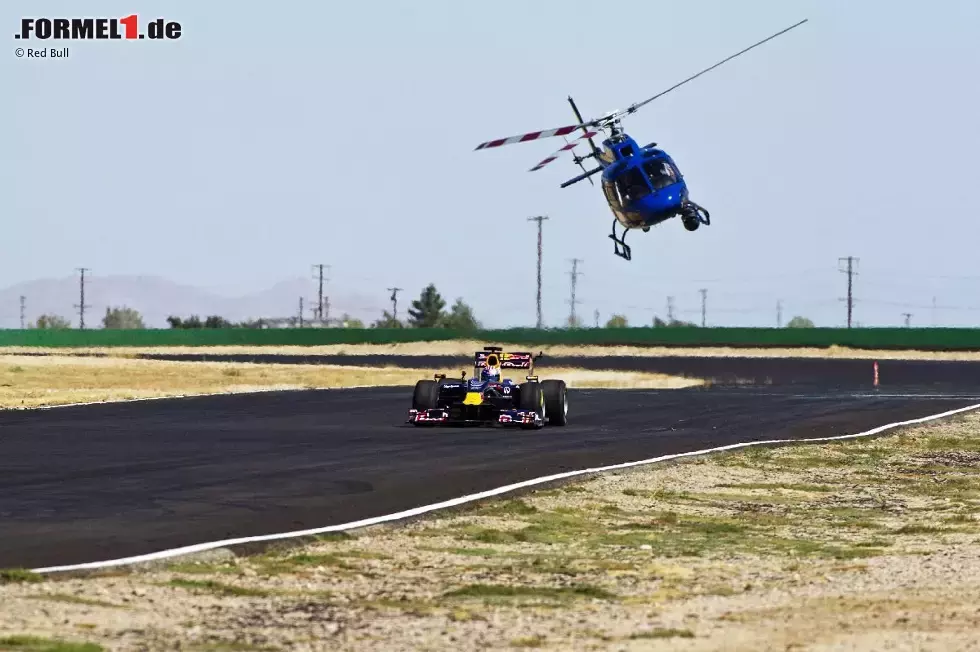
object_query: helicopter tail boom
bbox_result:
[561,165,604,189]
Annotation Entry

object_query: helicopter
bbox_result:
[474,19,808,261]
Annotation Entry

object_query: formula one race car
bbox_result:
[407,346,568,429]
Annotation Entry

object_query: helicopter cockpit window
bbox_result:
[643,159,678,191]
[615,167,650,202]
[644,160,678,190]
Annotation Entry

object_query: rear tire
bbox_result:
[541,379,568,426]
[412,380,438,411]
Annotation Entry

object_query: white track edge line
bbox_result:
[30,402,980,574]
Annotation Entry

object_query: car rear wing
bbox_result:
[474,350,541,370]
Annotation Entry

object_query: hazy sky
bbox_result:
[4,0,979,329]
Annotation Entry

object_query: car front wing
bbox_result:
[407,407,544,427]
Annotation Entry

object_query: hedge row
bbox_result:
[2,327,979,350]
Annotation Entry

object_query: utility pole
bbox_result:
[699,288,707,327]
[667,296,675,322]
[74,268,91,329]
[312,264,330,322]
[594,309,599,328]
[298,297,304,327]
[931,296,937,326]
[528,216,549,328]
[19,295,25,329]
[902,312,912,328]
[777,300,783,328]
[838,256,859,328]
[387,287,403,320]
[567,258,583,326]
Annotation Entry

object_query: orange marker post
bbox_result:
[873,361,879,388]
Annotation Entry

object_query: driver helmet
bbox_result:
[481,354,502,382]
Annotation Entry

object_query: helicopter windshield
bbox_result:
[614,167,651,203]
[643,159,679,191]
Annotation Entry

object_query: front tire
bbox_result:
[541,379,568,426]
[518,382,545,429]
[412,380,438,411]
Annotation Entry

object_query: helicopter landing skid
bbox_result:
[608,220,632,261]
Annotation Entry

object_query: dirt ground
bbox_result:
[0,355,700,409]
[3,408,979,651]
[4,341,980,360]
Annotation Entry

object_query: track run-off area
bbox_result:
[2,355,980,571]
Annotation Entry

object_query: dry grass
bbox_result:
[0,355,700,409]
[4,408,980,650]
[5,340,980,360]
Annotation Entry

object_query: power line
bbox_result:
[528,215,549,328]
[19,295,25,329]
[699,288,707,327]
[862,299,980,311]
[74,268,91,329]
[838,256,859,328]
[387,287,403,320]
[312,264,330,321]
[567,258,583,326]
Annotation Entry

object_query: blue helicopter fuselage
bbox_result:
[597,133,689,230]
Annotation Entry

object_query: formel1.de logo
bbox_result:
[15,15,182,40]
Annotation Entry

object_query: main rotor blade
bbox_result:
[474,123,595,151]
[620,18,808,118]
[529,131,599,171]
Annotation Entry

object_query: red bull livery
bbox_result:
[407,346,568,429]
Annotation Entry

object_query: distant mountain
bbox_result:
[0,275,388,328]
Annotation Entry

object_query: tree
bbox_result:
[31,314,71,329]
[605,314,629,328]
[204,315,233,328]
[652,316,697,328]
[440,298,481,331]
[339,313,365,328]
[371,311,404,328]
[102,306,145,329]
[786,316,815,328]
[407,284,446,328]
[166,315,203,329]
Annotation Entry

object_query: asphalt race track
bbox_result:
[10,351,980,391]
[3,368,980,569]
[137,353,980,391]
